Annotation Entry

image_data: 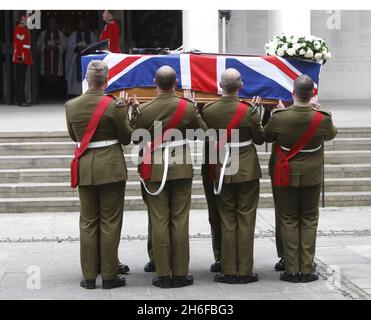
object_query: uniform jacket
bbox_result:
[100,19,121,53]
[264,103,337,187]
[201,95,265,183]
[133,92,207,182]
[13,24,32,65]
[65,88,132,186]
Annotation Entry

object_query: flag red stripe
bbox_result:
[262,55,299,81]
[108,55,143,81]
[263,55,319,96]
[190,54,217,94]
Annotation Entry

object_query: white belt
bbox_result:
[280,144,322,153]
[23,45,30,49]
[214,139,253,195]
[140,139,189,196]
[77,139,119,149]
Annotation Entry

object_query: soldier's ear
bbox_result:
[239,81,243,89]
[175,79,179,87]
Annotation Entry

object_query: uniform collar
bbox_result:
[156,92,178,99]
[84,88,105,95]
[221,95,239,102]
[291,104,314,112]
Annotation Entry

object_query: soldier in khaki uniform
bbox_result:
[201,68,265,284]
[66,60,132,289]
[264,75,337,283]
[132,66,207,288]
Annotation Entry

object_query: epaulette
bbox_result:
[270,108,288,118]
[180,97,197,108]
[105,94,123,108]
[317,109,332,118]
[138,98,156,113]
[240,100,257,113]
[64,96,79,108]
[203,100,217,111]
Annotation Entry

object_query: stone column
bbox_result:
[182,9,219,53]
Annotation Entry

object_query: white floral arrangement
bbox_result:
[265,34,331,62]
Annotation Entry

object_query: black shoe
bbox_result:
[80,278,96,289]
[239,273,259,284]
[144,260,156,272]
[172,274,194,288]
[301,272,319,283]
[152,276,172,288]
[102,275,126,289]
[280,272,301,283]
[274,258,285,271]
[214,273,238,284]
[18,102,32,107]
[210,261,221,273]
[118,262,130,275]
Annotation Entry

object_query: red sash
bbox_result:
[273,111,323,187]
[70,95,113,188]
[210,102,249,181]
[140,98,188,180]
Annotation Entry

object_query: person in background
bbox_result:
[13,11,32,106]
[65,18,97,97]
[37,16,66,99]
[100,10,121,53]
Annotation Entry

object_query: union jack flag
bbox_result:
[81,53,322,102]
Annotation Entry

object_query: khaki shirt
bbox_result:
[65,88,132,186]
[201,95,265,183]
[264,104,337,187]
[132,92,206,182]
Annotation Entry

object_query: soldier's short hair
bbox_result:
[155,66,177,91]
[294,75,314,102]
[86,60,109,87]
[221,68,242,94]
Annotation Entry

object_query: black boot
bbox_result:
[152,276,172,288]
[102,275,126,289]
[144,260,156,272]
[118,262,130,275]
[210,261,221,273]
[280,272,301,283]
[301,272,319,283]
[274,258,285,271]
[239,273,259,284]
[80,278,96,289]
[172,275,194,288]
[214,273,238,284]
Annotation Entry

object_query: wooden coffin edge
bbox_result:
[112,87,282,106]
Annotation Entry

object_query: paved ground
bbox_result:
[0,99,370,132]
[0,207,370,300]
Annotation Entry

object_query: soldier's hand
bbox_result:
[276,99,285,110]
[310,95,321,110]
[131,94,140,110]
[251,96,262,107]
[183,89,196,104]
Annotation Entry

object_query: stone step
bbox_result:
[1,150,370,169]
[1,192,371,213]
[1,137,371,155]
[1,178,371,198]
[1,163,371,183]
[0,132,71,143]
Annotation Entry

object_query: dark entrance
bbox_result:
[0,10,183,106]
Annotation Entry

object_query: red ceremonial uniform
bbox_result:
[13,25,32,65]
[100,19,121,53]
